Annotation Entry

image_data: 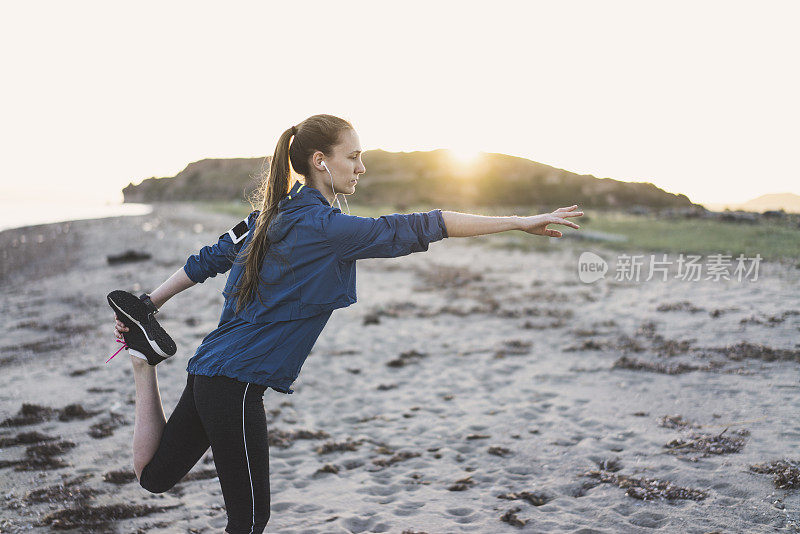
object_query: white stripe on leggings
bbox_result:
[242,383,255,534]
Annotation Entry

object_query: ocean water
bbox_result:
[0,199,153,232]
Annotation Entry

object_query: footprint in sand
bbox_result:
[392,507,419,517]
[446,507,476,517]
[270,501,294,512]
[341,514,385,533]
[356,483,401,497]
[628,511,668,529]
[293,502,324,513]
[504,464,536,475]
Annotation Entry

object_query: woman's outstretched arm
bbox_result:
[149,267,197,308]
[441,204,583,238]
[114,267,196,337]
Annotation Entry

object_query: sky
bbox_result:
[0,1,797,206]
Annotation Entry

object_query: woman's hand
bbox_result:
[114,315,129,339]
[519,204,584,238]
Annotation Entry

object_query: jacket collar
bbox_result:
[285,179,331,207]
[269,180,326,241]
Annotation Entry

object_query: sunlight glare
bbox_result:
[448,148,482,166]
[446,148,484,177]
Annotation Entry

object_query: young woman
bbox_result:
[112,113,583,533]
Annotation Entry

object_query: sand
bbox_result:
[1,201,799,533]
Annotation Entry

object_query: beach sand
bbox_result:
[1,202,799,533]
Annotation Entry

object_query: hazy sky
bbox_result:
[1,1,797,205]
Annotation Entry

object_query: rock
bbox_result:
[106,250,152,265]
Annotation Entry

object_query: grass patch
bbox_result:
[463,208,800,262]
[580,212,800,262]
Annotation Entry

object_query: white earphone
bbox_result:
[320,161,351,215]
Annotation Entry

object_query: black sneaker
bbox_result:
[107,290,177,366]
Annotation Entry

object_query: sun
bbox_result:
[447,148,483,166]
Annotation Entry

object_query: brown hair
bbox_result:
[227,113,354,315]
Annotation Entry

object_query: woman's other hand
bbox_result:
[114,315,129,339]
[519,205,584,238]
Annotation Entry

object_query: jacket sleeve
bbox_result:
[183,210,259,284]
[320,209,449,262]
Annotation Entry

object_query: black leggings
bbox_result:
[139,373,270,534]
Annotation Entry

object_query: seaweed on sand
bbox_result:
[487,446,513,457]
[58,403,102,421]
[704,341,800,363]
[0,439,76,471]
[268,428,330,449]
[314,463,340,475]
[386,349,427,368]
[102,469,137,485]
[448,475,476,491]
[498,491,552,506]
[656,301,705,313]
[0,403,56,427]
[165,467,221,496]
[372,450,421,467]
[411,263,483,291]
[38,503,179,531]
[594,457,623,472]
[612,356,715,375]
[1,402,103,427]
[178,467,219,482]
[24,474,98,504]
[663,428,748,458]
[749,459,800,489]
[0,430,58,447]
[582,470,707,501]
[88,413,129,439]
[494,339,533,358]
[564,339,608,351]
[316,438,363,455]
[658,415,699,429]
[652,337,695,357]
[499,507,528,527]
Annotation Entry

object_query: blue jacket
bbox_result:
[181,179,449,392]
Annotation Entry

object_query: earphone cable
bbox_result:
[323,163,351,215]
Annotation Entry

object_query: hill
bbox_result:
[122,149,696,210]
[740,193,800,214]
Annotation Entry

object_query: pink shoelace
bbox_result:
[106,338,128,363]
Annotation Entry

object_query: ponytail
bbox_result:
[229,125,295,315]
